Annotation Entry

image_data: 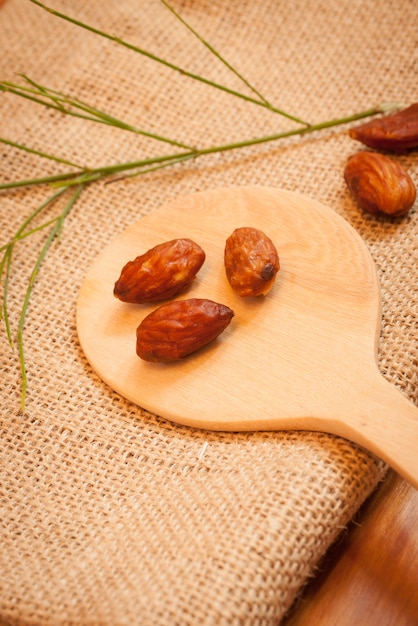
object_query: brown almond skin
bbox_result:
[344,151,416,217]
[114,238,205,303]
[224,227,280,297]
[349,103,418,152]
[136,298,234,362]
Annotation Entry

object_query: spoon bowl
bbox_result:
[76,186,418,487]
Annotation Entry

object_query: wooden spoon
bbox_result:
[76,186,418,488]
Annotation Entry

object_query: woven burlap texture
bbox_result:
[1,1,417,625]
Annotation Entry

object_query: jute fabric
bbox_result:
[0,1,417,624]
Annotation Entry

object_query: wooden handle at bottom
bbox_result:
[335,375,418,490]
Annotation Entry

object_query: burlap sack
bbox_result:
[1,1,416,624]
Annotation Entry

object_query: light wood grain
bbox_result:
[76,186,418,487]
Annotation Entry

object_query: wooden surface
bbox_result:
[77,186,418,487]
[283,471,418,626]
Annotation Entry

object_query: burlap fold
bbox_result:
[1,1,417,624]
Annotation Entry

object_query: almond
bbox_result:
[136,298,234,362]
[349,103,418,152]
[114,238,205,303]
[344,151,416,217]
[224,227,280,297]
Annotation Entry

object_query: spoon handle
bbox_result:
[337,374,418,490]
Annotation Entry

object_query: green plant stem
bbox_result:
[1,188,68,340]
[0,104,382,191]
[105,104,382,183]
[104,152,198,184]
[0,170,85,190]
[29,0,309,126]
[0,80,194,151]
[0,215,70,253]
[15,185,84,410]
[0,137,85,169]
[0,248,13,344]
[160,0,272,107]
[22,74,68,112]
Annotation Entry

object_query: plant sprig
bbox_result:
[1,75,196,151]
[1,185,84,409]
[29,0,311,127]
[160,0,273,108]
[0,101,382,193]
[1,0,387,409]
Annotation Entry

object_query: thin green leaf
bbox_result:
[29,0,309,125]
[22,73,68,112]
[0,105,382,192]
[0,137,85,169]
[0,170,81,190]
[104,152,198,184]
[0,188,68,346]
[16,185,84,410]
[0,247,13,345]
[161,0,272,107]
[0,215,67,253]
[2,79,195,150]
